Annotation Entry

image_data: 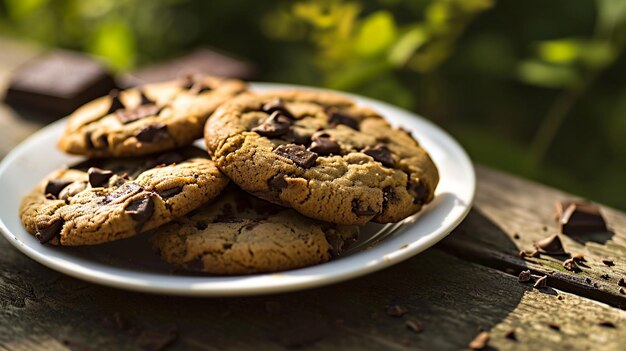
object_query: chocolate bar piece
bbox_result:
[119,48,256,88]
[4,50,116,116]
[556,200,608,235]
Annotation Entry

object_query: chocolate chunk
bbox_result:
[352,199,377,216]
[363,144,394,167]
[158,186,183,200]
[556,201,607,235]
[386,305,408,317]
[620,287,626,295]
[513,233,520,239]
[4,50,116,116]
[601,274,610,280]
[619,278,626,287]
[328,110,359,130]
[269,173,288,192]
[116,104,160,124]
[382,186,398,209]
[309,134,340,155]
[274,144,318,168]
[45,179,73,198]
[59,181,87,201]
[518,270,531,282]
[505,329,517,341]
[106,89,125,115]
[563,258,581,272]
[405,319,423,334]
[135,124,170,143]
[125,194,155,233]
[261,98,294,119]
[469,331,490,350]
[534,275,548,289]
[104,183,142,204]
[252,111,292,138]
[88,167,114,187]
[598,321,616,328]
[534,234,566,255]
[35,217,64,244]
[602,258,615,267]
[407,180,427,205]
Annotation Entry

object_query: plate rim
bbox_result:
[0,83,475,296]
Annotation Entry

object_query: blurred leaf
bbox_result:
[354,11,397,57]
[537,38,615,68]
[325,60,392,90]
[5,0,49,19]
[538,39,579,64]
[596,0,626,36]
[605,90,626,156]
[517,60,581,88]
[388,25,427,66]
[88,19,136,70]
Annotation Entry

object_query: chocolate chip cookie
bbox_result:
[19,148,229,245]
[204,90,439,225]
[151,186,358,275]
[58,75,246,157]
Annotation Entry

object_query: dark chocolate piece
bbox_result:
[362,144,394,167]
[88,167,114,188]
[116,104,160,124]
[119,48,256,87]
[35,217,64,244]
[563,258,581,272]
[104,183,142,204]
[352,199,377,216]
[274,144,318,168]
[135,124,170,143]
[407,180,427,205]
[547,323,560,331]
[140,90,153,105]
[328,110,359,130]
[602,258,615,267]
[556,201,607,235]
[4,50,116,116]
[619,278,626,287]
[125,194,155,232]
[309,134,340,156]
[252,111,292,138]
[518,270,531,282]
[158,186,183,200]
[44,179,72,198]
[598,321,616,328]
[505,329,517,341]
[261,98,294,119]
[269,173,288,191]
[534,234,566,255]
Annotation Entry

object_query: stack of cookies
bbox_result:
[19,75,439,275]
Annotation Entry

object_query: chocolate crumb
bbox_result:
[518,270,531,283]
[386,305,409,317]
[513,233,520,239]
[563,258,581,272]
[547,323,560,331]
[469,331,490,350]
[405,319,423,334]
[601,274,610,280]
[618,278,626,287]
[505,328,517,340]
[534,234,566,255]
[558,295,564,300]
[602,259,615,267]
[620,288,626,295]
[586,277,592,284]
[534,276,548,289]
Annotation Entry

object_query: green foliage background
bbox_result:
[1,0,625,210]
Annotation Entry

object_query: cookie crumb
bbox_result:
[405,319,423,334]
[518,270,531,283]
[469,331,490,350]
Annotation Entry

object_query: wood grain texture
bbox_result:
[1,236,625,351]
[440,165,626,307]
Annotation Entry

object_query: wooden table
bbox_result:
[1,39,625,351]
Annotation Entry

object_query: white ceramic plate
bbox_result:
[0,83,475,296]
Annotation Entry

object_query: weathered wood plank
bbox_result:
[440,165,626,307]
[0,236,625,351]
